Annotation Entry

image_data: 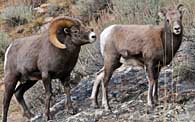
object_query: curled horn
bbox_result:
[49,16,80,49]
[177,4,184,10]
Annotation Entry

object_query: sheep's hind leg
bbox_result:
[146,62,159,107]
[2,73,18,122]
[14,80,37,118]
[102,55,122,111]
[152,67,160,105]
[42,72,53,121]
[90,71,104,108]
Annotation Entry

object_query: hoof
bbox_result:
[89,97,99,109]
[154,102,159,106]
[67,107,78,115]
[90,103,100,109]
[153,98,159,105]
[147,103,155,108]
[147,102,158,108]
[146,104,156,114]
[43,113,54,121]
[102,105,112,112]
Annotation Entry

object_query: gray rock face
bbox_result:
[27,37,195,122]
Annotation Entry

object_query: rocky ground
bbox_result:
[0,38,195,122]
[0,1,195,121]
[9,37,193,122]
[28,66,195,122]
[0,37,195,122]
[0,85,27,122]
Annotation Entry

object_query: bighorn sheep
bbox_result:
[90,4,184,110]
[2,16,96,122]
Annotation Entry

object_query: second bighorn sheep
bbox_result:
[2,16,96,122]
[90,4,184,110]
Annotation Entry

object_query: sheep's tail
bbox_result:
[96,67,104,75]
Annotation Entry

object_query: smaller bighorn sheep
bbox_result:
[2,16,96,122]
[90,4,184,110]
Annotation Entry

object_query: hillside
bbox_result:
[0,0,195,122]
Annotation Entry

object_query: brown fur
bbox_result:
[2,16,96,122]
[90,4,184,110]
[49,16,82,49]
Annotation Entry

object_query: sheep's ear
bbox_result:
[64,28,70,34]
[177,4,185,15]
[158,8,167,19]
[177,4,184,11]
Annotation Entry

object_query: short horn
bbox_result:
[49,16,80,49]
[177,4,184,10]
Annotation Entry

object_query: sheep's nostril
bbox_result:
[91,35,96,39]
[89,32,96,42]
[174,27,181,31]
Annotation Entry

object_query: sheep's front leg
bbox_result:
[42,72,52,120]
[61,77,76,115]
[153,68,160,104]
[146,63,159,107]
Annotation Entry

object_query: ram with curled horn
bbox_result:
[2,16,96,122]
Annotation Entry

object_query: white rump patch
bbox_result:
[100,25,116,55]
[4,43,12,71]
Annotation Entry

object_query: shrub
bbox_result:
[46,0,71,17]
[0,4,33,27]
[69,0,113,24]
[0,32,10,62]
[5,0,46,7]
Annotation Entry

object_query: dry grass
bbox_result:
[0,4,33,27]
[0,0,195,121]
[0,84,27,122]
[0,32,10,64]
[94,0,195,31]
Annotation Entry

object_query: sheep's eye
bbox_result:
[71,26,79,33]
[71,29,79,34]
[167,19,169,23]
[64,28,70,34]
[73,30,79,33]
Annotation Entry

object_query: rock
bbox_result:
[16,27,24,33]
[37,23,50,33]
[70,0,113,24]
[24,37,195,122]
[34,3,50,14]
[34,7,46,14]
[44,17,53,23]
[40,3,49,8]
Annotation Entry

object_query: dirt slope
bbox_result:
[0,84,27,122]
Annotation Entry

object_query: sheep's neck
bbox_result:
[162,21,182,65]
